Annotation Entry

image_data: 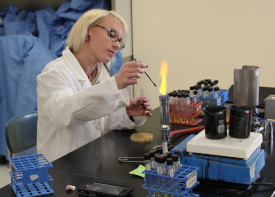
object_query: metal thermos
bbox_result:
[234,66,260,112]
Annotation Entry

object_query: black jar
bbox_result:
[229,105,252,138]
[203,106,227,139]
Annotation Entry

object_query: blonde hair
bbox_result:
[66,9,128,53]
[66,9,128,85]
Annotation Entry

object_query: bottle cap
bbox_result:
[168,144,175,151]
[204,82,209,86]
[154,154,160,162]
[156,147,163,154]
[185,90,190,94]
[144,153,150,160]
[178,89,182,93]
[167,92,172,96]
[202,87,208,91]
[167,151,172,158]
[210,82,215,86]
[193,90,198,95]
[214,87,219,91]
[167,158,173,165]
[173,90,177,93]
[205,79,211,83]
[208,87,213,92]
[148,150,155,158]
[194,86,199,90]
[172,92,177,97]
[158,156,165,164]
[172,154,179,162]
[190,86,194,90]
[174,150,181,156]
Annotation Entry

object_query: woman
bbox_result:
[37,9,152,162]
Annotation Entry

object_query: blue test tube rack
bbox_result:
[143,165,200,197]
[9,154,54,197]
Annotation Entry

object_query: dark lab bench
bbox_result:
[0,108,274,196]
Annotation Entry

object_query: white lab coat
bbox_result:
[37,47,146,162]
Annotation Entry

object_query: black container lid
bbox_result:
[144,153,150,160]
[167,151,172,158]
[172,92,177,97]
[154,154,160,162]
[156,147,163,154]
[185,90,190,94]
[167,158,173,166]
[193,90,198,95]
[158,156,165,164]
[214,80,218,84]
[210,82,215,86]
[177,93,183,98]
[190,86,194,90]
[196,84,201,89]
[178,89,182,92]
[197,80,204,85]
[168,145,175,151]
[214,86,219,91]
[173,90,177,93]
[194,86,199,90]
[174,150,181,156]
[167,92,172,96]
[172,154,179,161]
[163,153,168,160]
[202,87,208,91]
[148,150,155,158]
[205,79,211,83]
[208,87,213,92]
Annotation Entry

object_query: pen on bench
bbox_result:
[133,58,157,87]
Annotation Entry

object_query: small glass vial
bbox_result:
[213,86,219,99]
[189,86,194,98]
[157,156,166,175]
[202,86,208,98]
[207,86,213,98]
[149,150,156,170]
[144,153,151,172]
[166,158,174,177]
[139,88,145,112]
[193,90,198,102]
[172,154,180,172]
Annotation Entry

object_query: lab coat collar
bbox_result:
[62,46,91,88]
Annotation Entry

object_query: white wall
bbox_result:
[112,0,133,58]
[132,0,275,109]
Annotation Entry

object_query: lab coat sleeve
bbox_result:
[37,64,129,129]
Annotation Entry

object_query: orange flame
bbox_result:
[159,59,168,95]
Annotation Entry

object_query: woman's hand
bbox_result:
[115,61,147,90]
[126,97,153,117]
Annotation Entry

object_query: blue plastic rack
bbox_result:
[9,154,54,197]
[199,89,229,108]
[143,165,200,197]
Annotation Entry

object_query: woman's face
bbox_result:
[87,15,124,64]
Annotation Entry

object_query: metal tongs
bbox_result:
[118,157,145,163]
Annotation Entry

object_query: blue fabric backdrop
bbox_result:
[0,0,124,158]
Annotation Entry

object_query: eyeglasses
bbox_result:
[95,25,125,50]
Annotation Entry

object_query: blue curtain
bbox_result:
[0,0,125,158]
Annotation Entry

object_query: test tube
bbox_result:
[139,88,145,112]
